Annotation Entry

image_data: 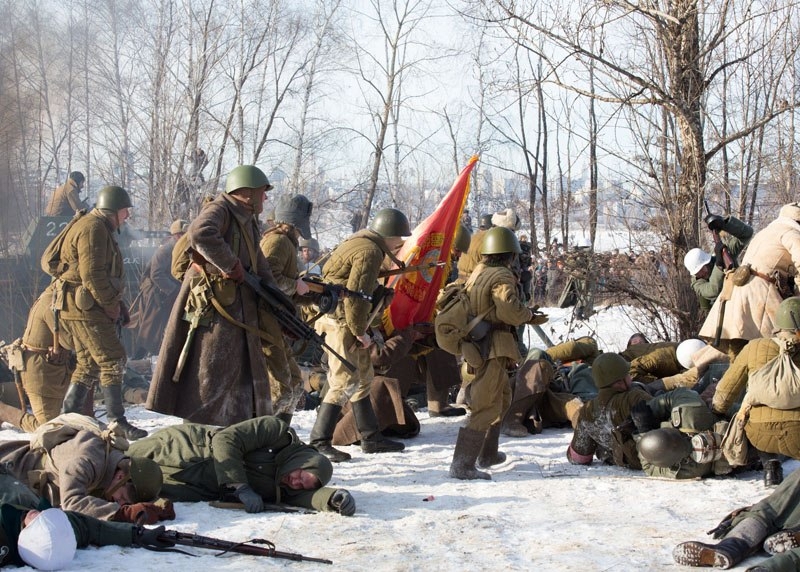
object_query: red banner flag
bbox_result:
[382,156,479,335]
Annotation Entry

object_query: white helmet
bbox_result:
[683,248,712,276]
[676,338,706,369]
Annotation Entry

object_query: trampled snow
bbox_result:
[0,305,787,571]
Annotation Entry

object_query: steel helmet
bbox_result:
[369,208,411,238]
[481,226,521,255]
[96,186,132,211]
[224,165,272,194]
[299,237,320,253]
[454,223,472,253]
[676,339,706,369]
[128,456,163,502]
[69,171,85,185]
[637,428,693,468]
[591,352,630,389]
[683,248,712,276]
[775,297,800,331]
[479,214,493,230]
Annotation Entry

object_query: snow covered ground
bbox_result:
[0,305,789,571]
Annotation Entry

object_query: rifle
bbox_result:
[378,261,446,278]
[242,272,356,372]
[208,500,314,514]
[154,529,333,564]
[530,323,554,348]
[704,201,736,271]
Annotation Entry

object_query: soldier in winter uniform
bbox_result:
[0,470,169,570]
[128,415,356,516]
[146,165,280,426]
[683,214,753,310]
[45,171,88,217]
[308,208,410,462]
[0,428,167,524]
[449,226,539,480]
[711,297,800,487]
[699,203,800,360]
[566,353,651,469]
[673,465,800,569]
[127,219,187,358]
[258,194,313,426]
[0,284,75,431]
[55,185,146,439]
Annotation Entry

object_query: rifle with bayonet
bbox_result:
[152,529,333,564]
[242,272,356,372]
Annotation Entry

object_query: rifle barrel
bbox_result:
[162,531,332,564]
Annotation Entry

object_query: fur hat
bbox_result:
[779,203,800,222]
[17,508,77,570]
[491,208,521,230]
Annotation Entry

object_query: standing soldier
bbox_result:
[308,208,410,462]
[298,237,322,275]
[127,219,187,358]
[259,194,313,425]
[45,171,88,217]
[0,284,75,431]
[55,185,145,439]
[146,165,279,426]
[450,227,538,480]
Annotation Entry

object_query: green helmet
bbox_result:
[96,186,132,211]
[224,165,272,194]
[129,457,163,502]
[454,223,472,253]
[636,428,693,468]
[481,226,521,255]
[775,297,800,331]
[591,352,630,389]
[479,214,493,230]
[369,208,411,238]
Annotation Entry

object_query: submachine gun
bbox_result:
[242,273,356,372]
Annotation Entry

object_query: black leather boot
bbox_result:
[309,403,351,462]
[352,398,405,453]
[673,537,754,569]
[275,411,293,426]
[61,382,91,414]
[764,459,784,487]
[103,385,147,440]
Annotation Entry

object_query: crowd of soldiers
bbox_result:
[3,164,800,569]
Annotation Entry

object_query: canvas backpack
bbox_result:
[746,337,800,410]
[29,412,129,454]
[434,273,490,357]
[40,210,86,277]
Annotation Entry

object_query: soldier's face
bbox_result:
[280,469,320,490]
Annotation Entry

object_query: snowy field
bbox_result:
[0,305,787,571]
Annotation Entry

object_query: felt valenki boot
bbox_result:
[477,424,506,469]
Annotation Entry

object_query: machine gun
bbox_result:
[152,529,333,564]
[242,273,356,372]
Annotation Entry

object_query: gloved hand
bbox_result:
[329,489,356,516]
[132,525,175,548]
[225,259,245,283]
[704,213,725,232]
[114,502,161,524]
[528,310,549,325]
[233,483,264,513]
[153,497,176,521]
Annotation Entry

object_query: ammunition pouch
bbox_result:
[2,339,25,372]
[211,276,237,306]
[75,285,96,311]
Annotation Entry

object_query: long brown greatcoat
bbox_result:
[0,430,125,520]
[146,193,277,425]
[699,216,800,341]
[128,236,181,356]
